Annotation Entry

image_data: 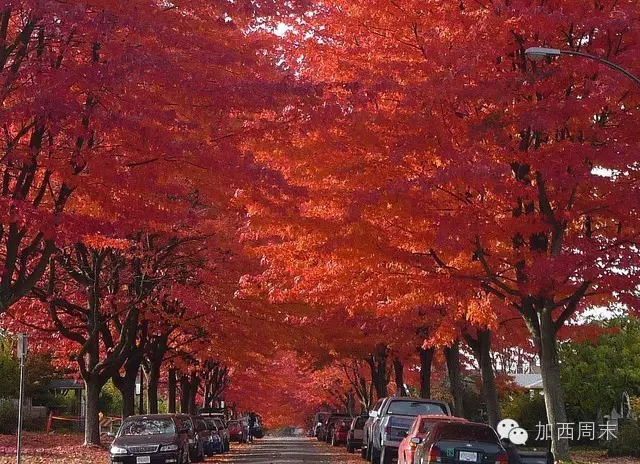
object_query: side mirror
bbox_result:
[369,411,378,418]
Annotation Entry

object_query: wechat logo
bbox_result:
[498,418,529,445]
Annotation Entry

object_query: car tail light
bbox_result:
[496,451,508,464]
[427,445,441,463]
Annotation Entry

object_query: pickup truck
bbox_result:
[368,397,451,464]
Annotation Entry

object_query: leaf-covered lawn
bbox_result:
[0,432,109,464]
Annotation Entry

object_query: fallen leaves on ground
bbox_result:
[0,432,108,464]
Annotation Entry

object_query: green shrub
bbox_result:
[501,392,547,431]
[0,401,18,434]
[608,419,640,457]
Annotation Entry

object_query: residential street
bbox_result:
[210,437,363,463]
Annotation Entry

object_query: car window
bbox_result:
[387,401,447,416]
[205,418,218,430]
[195,418,207,431]
[120,418,175,436]
[373,399,384,411]
[229,421,239,427]
[213,419,224,428]
[355,417,366,428]
[418,419,438,434]
[436,423,499,444]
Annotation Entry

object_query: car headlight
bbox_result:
[160,444,179,452]
[110,445,128,455]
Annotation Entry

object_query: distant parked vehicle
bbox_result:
[211,416,230,451]
[331,418,351,446]
[177,414,205,462]
[346,415,367,453]
[203,417,224,455]
[413,421,508,464]
[398,415,467,464]
[228,419,248,443]
[322,413,351,443]
[368,397,451,464]
[314,412,331,439]
[109,414,190,464]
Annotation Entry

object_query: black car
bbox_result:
[176,414,205,462]
[414,421,508,464]
[109,414,190,464]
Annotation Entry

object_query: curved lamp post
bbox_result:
[525,46,640,87]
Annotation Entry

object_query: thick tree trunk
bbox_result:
[84,377,102,446]
[113,356,141,419]
[469,330,501,428]
[138,366,145,415]
[536,309,570,460]
[188,372,199,414]
[366,344,389,399]
[444,342,465,417]
[393,358,407,396]
[168,368,177,413]
[179,374,190,413]
[419,347,434,399]
[147,361,161,414]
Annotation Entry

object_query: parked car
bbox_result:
[331,418,352,446]
[109,414,190,464]
[398,415,467,464]
[228,419,248,443]
[314,412,331,439]
[363,398,386,460]
[176,414,205,462]
[369,397,451,464]
[413,421,508,464]
[193,416,216,458]
[346,415,367,453]
[322,413,352,443]
[211,416,230,451]
[203,417,225,454]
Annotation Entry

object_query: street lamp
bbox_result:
[525,46,640,87]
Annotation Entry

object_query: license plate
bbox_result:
[459,451,478,462]
[136,457,151,464]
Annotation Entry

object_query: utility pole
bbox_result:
[16,334,28,464]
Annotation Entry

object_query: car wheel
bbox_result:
[347,441,354,453]
[366,441,373,462]
[380,446,394,464]
[361,444,368,459]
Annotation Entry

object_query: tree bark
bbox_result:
[444,342,465,417]
[112,353,142,419]
[393,358,407,396]
[466,330,501,428]
[366,344,389,399]
[179,374,190,413]
[535,308,570,460]
[84,376,102,446]
[168,368,177,413]
[419,347,434,399]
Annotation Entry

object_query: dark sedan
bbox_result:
[109,414,189,464]
[414,421,508,464]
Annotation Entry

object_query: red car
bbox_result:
[398,415,467,464]
[228,419,248,443]
[331,418,352,446]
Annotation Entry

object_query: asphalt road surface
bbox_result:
[209,437,364,463]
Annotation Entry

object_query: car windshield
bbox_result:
[387,401,447,416]
[120,418,175,436]
[437,423,499,444]
[205,419,218,430]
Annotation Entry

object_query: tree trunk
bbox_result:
[366,344,389,399]
[84,376,102,446]
[168,368,177,413]
[147,363,160,414]
[419,347,434,399]
[472,330,501,428]
[393,358,407,396]
[536,309,570,460]
[112,356,141,419]
[138,366,144,415]
[179,374,190,413]
[444,342,465,417]
[188,372,199,414]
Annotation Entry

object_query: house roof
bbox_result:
[47,379,84,391]
[511,373,543,389]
